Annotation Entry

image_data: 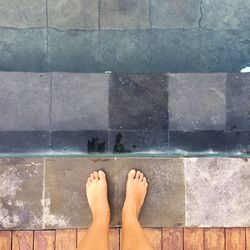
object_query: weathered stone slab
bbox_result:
[51,73,109,130]
[226,132,250,154]
[0,159,44,229]
[116,158,185,227]
[48,0,98,30]
[185,158,250,227]
[0,72,50,130]
[169,73,226,131]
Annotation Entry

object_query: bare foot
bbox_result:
[122,169,148,222]
[86,170,110,223]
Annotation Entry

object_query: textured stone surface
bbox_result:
[48,0,98,30]
[0,159,44,229]
[116,158,185,227]
[0,72,50,130]
[44,158,116,228]
[169,73,226,131]
[150,0,201,28]
[100,0,149,29]
[109,74,168,130]
[226,132,250,154]
[185,158,250,227]
[51,73,109,130]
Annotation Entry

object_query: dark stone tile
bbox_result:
[52,130,108,153]
[225,132,250,154]
[169,131,226,152]
[150,29,201,72]
[100,31,151,73]
[0,159,44,229]
[109,74,168,130]
[51,73,109,130]
[109,130,168,153]
[169,73,226,131]
[44,158,117,228]
[48,29,99,72]
[116,158,185,227]
[0,72,50,130]
[0,28,48,72]
[0,131,51,154]
[226,73,250,131]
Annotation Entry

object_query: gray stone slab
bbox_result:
[48,0,98,30]
[100,0,149,29]
[48,29,99,72]
[0,0,46,28]
[116,158,185,227]
[150,0,201,28]
[0,28,48,72]
[185,158,250,227]
[51,73,109,130]
[44,158,117,228]
[0,72,50,130]
[0,159,44,230]
[169,73,226,131]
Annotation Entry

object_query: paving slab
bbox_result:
[44,158,117,228]
[0,72,50,130]
[185,158,250,227]
[169,73,226,131]
[225,132,250,154]
[0,159,44,230]
[51,73,109,130]
[116,158,185,227]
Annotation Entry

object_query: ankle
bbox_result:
[92,214,110,225]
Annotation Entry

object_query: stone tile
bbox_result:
[0,72,50,130]
[225,132,250,154]
[48,0,98,30]
[48,29,99,72]
[100,0,149,29]
[150,29,201,72]
[169,131,225,152]
[169,73,226,131]
[150,0,200,28]
[109,74,168,130]
[44,158,117,228]
[226,73,250,131]
[0,159,44,229]
[0,28,47,72]
[51,73,109,130]
[52,130,108,153]
[116,158,185,227]
[0,0,46,28]
[185,158,250,227]
[100,31,151,73]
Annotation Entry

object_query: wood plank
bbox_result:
[246,228,250,250]
[56,230,77,250]
[226,228,245,250]
[12,231,33,250]
[162,228,183,250]
[204,228,225,250]
[184,228,204,250]
[34,231,56,250]
[0,231,11,250]
[143,228,162,250]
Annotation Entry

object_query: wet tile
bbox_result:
[100,0,149,29]
[185,158,250,227]
[225,132,250,154]
[48,0,98,30]
[0,159,44,229]
[48,29,99,72]
[169,131,226,152]
[44,158,117,228]
[116,158,185,227]
[51,73,109,130]
[169,73,226,131]
[150,0,200,28]
[0,28,47,72]
[109,74,168,130]
[0,72,50,130]
[52,130,108,153]
[226,73,250,131]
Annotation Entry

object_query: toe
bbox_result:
[142,177,146,183]
[98,170,106,180]
[93,171,98,180]
[128,169,136,179]
[87,177,91,184]
[144,182,148,188]
[90,173,94,181]
[136,171,141,179]
[139,172,144,181]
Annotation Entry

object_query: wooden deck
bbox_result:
[0,228,249,249]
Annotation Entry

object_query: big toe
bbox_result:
[128,169,136,180]
[98,170,106,181]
